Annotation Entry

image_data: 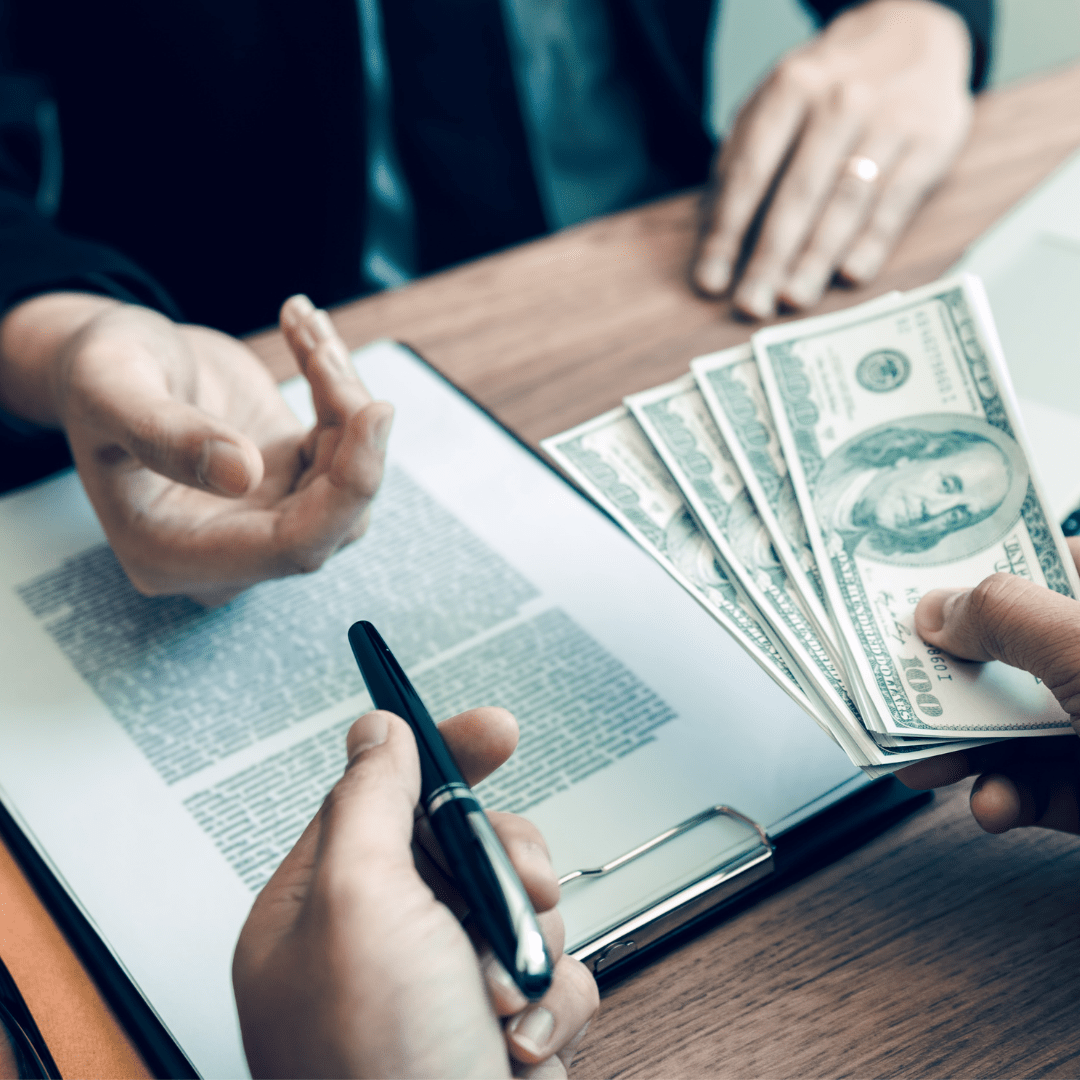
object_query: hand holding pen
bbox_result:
[233,702,598,1079]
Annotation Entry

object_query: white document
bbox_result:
[0,341,864,1077]
[955,148,1080,520]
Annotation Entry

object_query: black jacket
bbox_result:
[0,0,990,489]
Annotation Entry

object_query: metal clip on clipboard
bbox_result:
[560,805,775,975]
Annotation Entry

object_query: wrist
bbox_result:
[0,292,123,425]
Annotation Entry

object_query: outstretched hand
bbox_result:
[693,0,973,318]
[896,537,1080,835]
[233,707,599,1079]
[0,292,391,605]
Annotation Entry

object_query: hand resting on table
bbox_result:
[694,0,973,318]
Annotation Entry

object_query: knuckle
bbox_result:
[279,546,331,577]
[967,573,1025,633]
[831,79,872,117]
[561,955,600,1012]
[123,564,168,597]
[113,541,171,596]
[776,56,823,96]
[1054,671,1080,722]
[832,175,870,212]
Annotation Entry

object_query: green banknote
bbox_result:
[691,345,834,648]
[756,275,1080,739]
[625,376,959,767]
[540,407,816,716]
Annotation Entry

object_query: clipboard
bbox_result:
[563,779,928,980]
[0,341,931,1077]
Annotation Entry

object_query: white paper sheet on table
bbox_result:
[955,147,1080,521]
[0,341,865,1077]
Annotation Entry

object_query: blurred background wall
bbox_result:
[708,0,1080,137]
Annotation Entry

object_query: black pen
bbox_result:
[348,620,553,1000]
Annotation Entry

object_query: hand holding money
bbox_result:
[895,536,1080,833]
[544,275,1079,776]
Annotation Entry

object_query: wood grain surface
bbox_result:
[0,63,1077,1079]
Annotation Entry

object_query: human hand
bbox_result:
[0,292,391,605]
[233,707,598,1079]
[693,0,973,318]
[896,537,1080,835]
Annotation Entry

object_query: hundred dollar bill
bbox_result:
[690,295,903,657]
[624,377,960,767]
[691,344,836,652]
[756,273,1080,740]
[625,377,859,722]
[542,407,941,772]
[540,407,819,716]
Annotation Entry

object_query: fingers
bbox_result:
[915,575,1080,728]
[280,295,373,425]
[438,707,520,787]
[271,398,392,571]
[505,956,598,1070]
[694,63,814,296]
[897,735,1080,837]
[895,749,975,791]
[236,711,421,982]
[970,765,1080,836]
[479,906,569,1016]
[234,801,326,977]
[838,147,949,285]
[694,0,973,315]
[732,80,867,319]
[89,390,265,498]
[59,307,269,498]
[779,136,903,309]
[487,811,560,915]
[315,711,421,880]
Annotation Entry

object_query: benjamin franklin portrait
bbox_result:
[813,414,1029,566]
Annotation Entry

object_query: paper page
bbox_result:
[955,148,1080,519]
[0,342,864,1077]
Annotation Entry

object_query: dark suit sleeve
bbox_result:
[0,76,181,323]
[0,74,181,493]
[800,0,993,90]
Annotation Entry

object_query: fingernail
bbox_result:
[347,711,390,763]
[282,294,314,327]
[736,281,775,319]
[697,259,731,294]
[784,273,820,309]
[312,310,336,342]
[299,325,317,351]
[198,440,250,496]
[507,1006,554,1057]
[916,588,966,635]
[371,410,393,453]
[841,250,876,284]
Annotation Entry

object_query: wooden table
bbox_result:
[3,63,1080,1079]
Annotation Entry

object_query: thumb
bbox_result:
[102,395,264,496]
[236,711,420,975]
[916,574,1080,728]
[314,711,422,875]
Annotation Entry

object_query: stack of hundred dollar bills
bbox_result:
[542,275,1080,777]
